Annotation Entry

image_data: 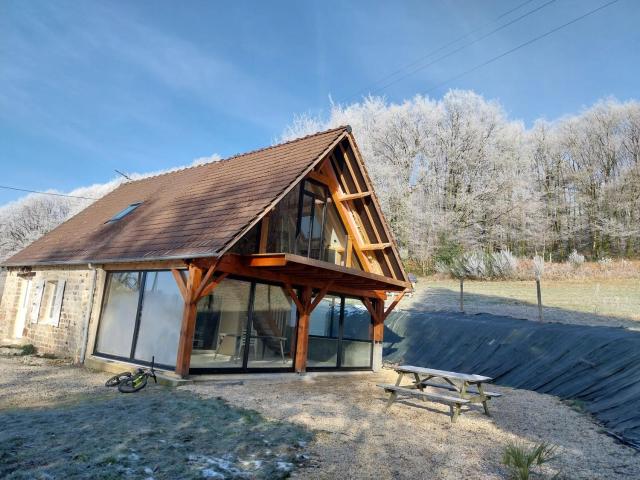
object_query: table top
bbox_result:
[395,365,492,383]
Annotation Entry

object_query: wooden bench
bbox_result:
[378,383,471,422]
[419,380,503,399]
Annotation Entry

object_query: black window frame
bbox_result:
[294,179,329,261]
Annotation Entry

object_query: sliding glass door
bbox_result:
[94,271,183,369]
[307,296,373,370]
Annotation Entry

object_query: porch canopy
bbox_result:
[213,253,408,296]
[169,253,410,377]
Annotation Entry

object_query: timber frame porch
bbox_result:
[105,253,409,377]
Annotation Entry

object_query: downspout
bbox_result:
[79,264,98,364]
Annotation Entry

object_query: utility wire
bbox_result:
[423,0,621,95]
[0,185,97,200]
[344,0,547,102]
[358,0,558,99]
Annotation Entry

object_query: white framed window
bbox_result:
[30,280,45,324]
[39,279,66,326]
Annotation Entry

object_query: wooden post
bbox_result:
[459,279,464,313]
[175,264,203,377]
[293,286,312,373]
[536,278,543,321]
[372,298,385,342]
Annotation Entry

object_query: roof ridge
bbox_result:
[121,125,351,184]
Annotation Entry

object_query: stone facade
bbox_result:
[0,266,106,361]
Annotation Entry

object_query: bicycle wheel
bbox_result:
[118,373,148,393]
[105,372,132,387]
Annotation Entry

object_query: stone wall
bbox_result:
[0,266,106,360]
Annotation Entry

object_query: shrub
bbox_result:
[567,250,585,268]
[597,257,613,267]
[491,250,519,279]
[502,441,558,480]
[433,240,463,269]
[532,255,545,280]
[462,250,488,279]
[20,344,37,356]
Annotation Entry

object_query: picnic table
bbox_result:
[378,365,502,422]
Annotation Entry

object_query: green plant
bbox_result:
[433,240,463,268]
[502,441,558,480]
[20,344,37,356]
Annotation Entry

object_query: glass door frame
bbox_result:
[306,295,374,372]
[189,275,299,375]
[93,270,177,371]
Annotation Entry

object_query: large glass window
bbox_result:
[190,279,252,370]
[340,298,373,367]
[134,271,183,366]
[266,180,357,268]
[267,184,300,254]
[247,284,296,369]
[307,295,372,369]
[95,272,142,358]
[307,295,341,367]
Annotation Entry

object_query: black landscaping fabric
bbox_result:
[383,310,640,448]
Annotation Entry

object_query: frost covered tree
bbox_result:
[282,92,640,267]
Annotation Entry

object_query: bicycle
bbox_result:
[104,356,157,393]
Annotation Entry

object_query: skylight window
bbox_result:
[107,202,142,223]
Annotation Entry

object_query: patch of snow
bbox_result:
[201,469,225,479]
[276,461,294,472]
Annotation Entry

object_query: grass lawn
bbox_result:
[0,356,311,480]
[407,278,640,329]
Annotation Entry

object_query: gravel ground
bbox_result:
[1,354,638,479]
[187,369,640,480]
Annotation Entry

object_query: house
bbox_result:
[0,126,409,377]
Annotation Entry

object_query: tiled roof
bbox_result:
[5,126,349,266]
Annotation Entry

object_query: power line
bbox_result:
[358,0,558,99]
[0,185,97,200]
[423,0,621,95]
[344,0,549,102]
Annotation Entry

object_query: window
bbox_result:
[107,202,142,223]
[94,271,183,368]
[39,279,66,326]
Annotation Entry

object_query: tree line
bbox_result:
[282,91,640,271]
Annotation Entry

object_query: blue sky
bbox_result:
[1,0,639,205]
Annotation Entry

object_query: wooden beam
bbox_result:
[310,282,332,311]
[306,170,331,186]
[361,243,392,251]
[339,142,366,193]
[246,256,288,267]
[284,283,304,312]
[198,272,228,299]
[345,235,353,268]
[258,213,270,254]
[383,290,406,321]
[338,191,371,201]
[319,163,373,272]
[171,269,188,302]
[175,264,203,377]
[193,259,220,302]
[216,255,394,298]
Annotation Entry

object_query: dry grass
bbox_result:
[406,277,640,329]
